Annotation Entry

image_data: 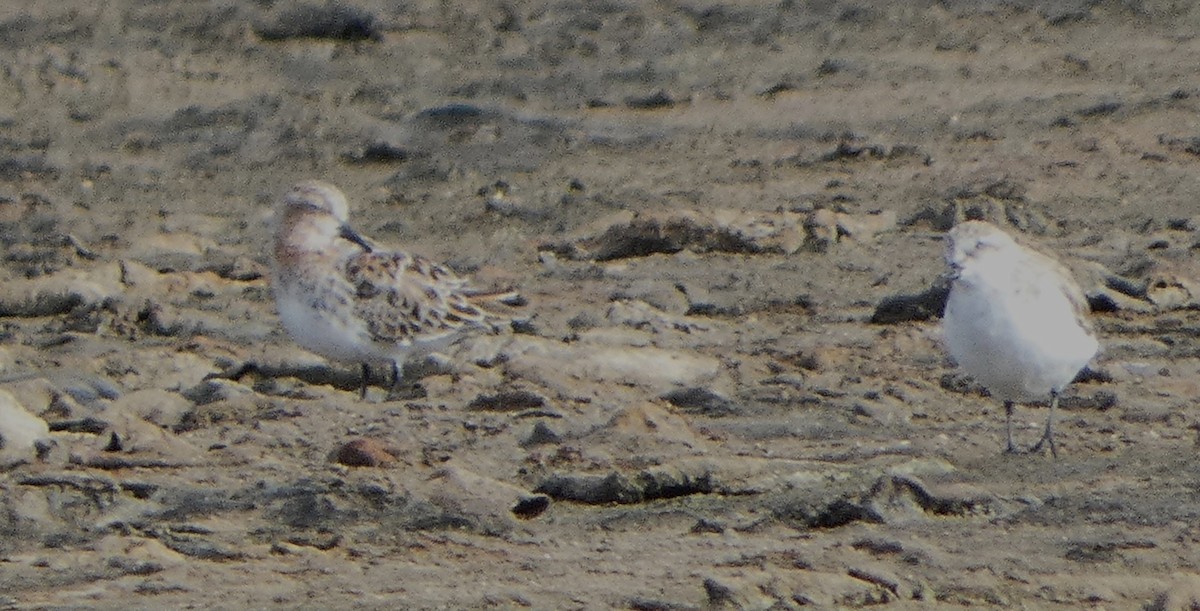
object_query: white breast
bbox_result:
[943,257,1097,401]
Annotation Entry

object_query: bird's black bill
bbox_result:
[340,224,374,252]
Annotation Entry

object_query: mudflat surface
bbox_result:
[3,1,1200,608]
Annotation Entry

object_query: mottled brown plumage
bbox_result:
[346,250,515,345]
[271,180,522,398]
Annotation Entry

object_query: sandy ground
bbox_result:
[3,1,1200,608]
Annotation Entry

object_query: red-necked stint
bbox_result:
[271,180,522,398]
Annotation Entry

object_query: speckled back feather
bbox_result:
[345,250,518,346]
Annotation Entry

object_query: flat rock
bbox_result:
[107,389,192,430]
[592,402,708,449]
[425,464,550,533]
[332,438,398,468]
[0,389,50,467]
[0,263,123,317]
[503,336,723,395]
[70,411,203,468]
[1147,574,1200,611]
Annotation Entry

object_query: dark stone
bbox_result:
[871,280,951,324]
[520,421,562,447]
[510,495,550,519]
[625,90,676,110]
[254,3,381,42]
[468,389,546,412]
[661,387,739,417]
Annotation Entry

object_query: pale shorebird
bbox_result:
[271,180,523,398]
[942,220,1098,457]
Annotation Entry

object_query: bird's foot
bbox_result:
[385,383,426,402]
[1000,436,1057,458]
[1026,434,1058,459]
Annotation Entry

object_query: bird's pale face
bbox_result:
[275,180,370,257]
[945,221,1019,275]
[280,180,351,222]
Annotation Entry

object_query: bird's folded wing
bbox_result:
[345,251,516,344]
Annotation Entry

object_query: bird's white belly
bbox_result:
[944,281,1097,401]
[276,286,384,364]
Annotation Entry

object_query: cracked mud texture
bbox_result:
[3,1,1200,608]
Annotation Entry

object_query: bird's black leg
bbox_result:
[1028,392,1060,458]
[359,363,370,400]
[1003,400,1019,454]
[383,360,424,401]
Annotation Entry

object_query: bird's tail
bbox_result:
[464,288,530,332]
[466,288,527,308]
